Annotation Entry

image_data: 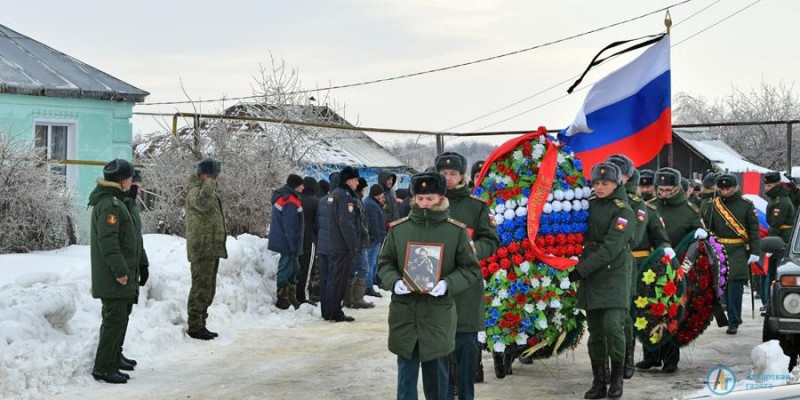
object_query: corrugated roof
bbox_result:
[674,128,771,173]
[0,24,148,102]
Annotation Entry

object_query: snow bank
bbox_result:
[0,234,318,398]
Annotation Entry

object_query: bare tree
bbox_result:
[0,134,75,253]
[674,81,800,170]
[386,138,497,172]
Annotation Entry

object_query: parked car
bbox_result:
[762,228,800,371]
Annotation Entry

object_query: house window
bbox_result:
[34,121,77,185]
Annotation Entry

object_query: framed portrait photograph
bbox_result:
[403,242,444,293]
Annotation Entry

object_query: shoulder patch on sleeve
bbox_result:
[615,216,629,231]
[389,217,409,227]
[106,214,118,226]
[742,197,754,204]
[687,201,700,213]
[447,217,467,229]
[469,194,488,204]
[613,199,626,208]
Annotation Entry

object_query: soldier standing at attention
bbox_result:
[704,173,761,334]
[378,172,480,400]
[637,168,704,373]
[89,159,140,384]
[435,152,500,399]
[638,169,656,203]
[762,172,795,306]
[186,158,228,340]
[567,163,634,399]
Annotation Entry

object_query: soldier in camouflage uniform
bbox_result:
[435,152,500,399]
[762,172,795,306]
[638,169,656,203]
[637,168,703,373]
[568,162,634,399]
[186,158,228,340]
[703,173,761,334]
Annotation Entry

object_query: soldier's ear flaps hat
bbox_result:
[132,169,142,183]
[339,166,360,182]
[680,177,690,192]
[410,172,446,196]
[638,169,655,186]
[103,159,134,182]
[435,152,467,174]
[590,163,621,185]
[471,160,485,178]
[716,173,738,189]
[197,157,222,177]
[763,171,781,184]
[655,167,681,187]
[605,154,634,177]
[702,172,718,189]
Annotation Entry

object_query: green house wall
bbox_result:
[0,93,136,243]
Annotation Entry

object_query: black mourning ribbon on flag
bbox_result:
[567,33,667,94]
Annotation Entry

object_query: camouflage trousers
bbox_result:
[188,258,220,331]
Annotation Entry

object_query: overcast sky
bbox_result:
[4,0,796,147]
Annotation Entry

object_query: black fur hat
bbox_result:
[702,171,718,189]
[471,160,485,180]
[410,172,447,195]
[605,154,634,177]
[435,152,467,174]
[628,169,641,186]
[132,169,142,183]
[339,166,360,182]
[357,177,368,192]
[286,174,303,189]
[103,159,134,182]
[763,171,781,184]
[716,173,738,189]
[590,163,622,185]
[197,157,222,177]
[655,167,681,187]
[680,177,690,192]
[639,169,655,186]
[302,176,318,192]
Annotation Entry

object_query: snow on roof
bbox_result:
[674,128,772,173]
[0,24,148,102]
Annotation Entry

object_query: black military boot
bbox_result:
[187,329,215,340]
[275,287,291,310]
[92,370,128,384]
[474,361,484,383]
[608,361,624,398]
[121,354,137,367]
[623,340,635,379]
[635,358,661,369]
[584,363,607,399]
[118,358,135,371]
[343,279,355,308]
[288,285,302,310]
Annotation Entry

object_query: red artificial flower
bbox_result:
[525,251,536,261]
[574,234,584,244]
[650,302,667,317]
[676,267,685,279]
[527,337,539,347]
[500,259,512,270]
[533,237,545,249]
[508,271,518,281]
[697,275,709,290]
[668,303,679,318]
[556,234,568,245]
[497,247,509,259]
[487,254,498,263]
[668,319,679,333]
[512,254,524,265]
[544,235,556,246]
[508,242,521,253]
[663,281,677,297]
[514,293,527,304]
[488,262,500,274]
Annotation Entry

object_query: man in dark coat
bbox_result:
[345,177,374,309]
[378,169,399,222]
[269,174,305,310]
[568,162,634,399]
[364,184,387,297]
[378,172,480,400]
[436,151,499,398]
[324,166,362,322]
[298,176,319,305]
[762,172,795,306]
[185,158,228,340]
[316,172,336,318]
[89,159,140,384]
[396,188,411,219]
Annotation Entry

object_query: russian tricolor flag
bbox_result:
[560,35,672,171]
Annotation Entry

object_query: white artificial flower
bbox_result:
[524,303,535,313]
[552,201,562,212]
[515,207,527,217]
[581,199,589,209]
[506,199,517,209]
[561,200,572,212]
[494,342,507,352]
[542,203,553,214]
[478,331,487,343]
[494,214,505,226]
[520,196,529,206]
[572,200,582,211]
[550,299,562,309]
[553,189,564,201]
[498,289,509,299]
[534,143,546,154]
[495,204,506,214]
[504,209,516,221]
[583,187,592,198]
[547,193,553,202]
[541,276,552,287]
[553,312,566,326]
[564,189,575,201]
[516,333,529,345]
[513,150,523,160]
[537,319,548,330]
[495,269,507,279]
[492,297,503,307]
[530,277,540,288]
[536,300,547,311]
[557,153,566,164]
[520,261,531,274]
[504,176,514,185]
[560,278,571,289]
[574,188,584,199]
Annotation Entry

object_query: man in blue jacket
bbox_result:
[268,174,305,310]
[364,184,387,297]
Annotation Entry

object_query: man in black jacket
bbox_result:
[298,176,319,305]
[325,167,362,322]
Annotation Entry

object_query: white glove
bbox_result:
[394,280,411,295]
[430,280,448,297]
[664,247,676,259]
[694,228,708,240]
[747,254,760,264]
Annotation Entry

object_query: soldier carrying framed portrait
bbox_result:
[403,242,443,293]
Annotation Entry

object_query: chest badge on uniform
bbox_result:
[615,217,628,231]
[773,208,781,217]
[106,214,118,225]
[348,203,354,213]
[637,209,646,222]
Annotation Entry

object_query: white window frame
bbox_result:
[33,119,78,187]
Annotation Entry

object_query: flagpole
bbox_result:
[665,10,674,168]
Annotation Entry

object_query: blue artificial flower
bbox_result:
[496,198,505,205]
[497,182,506,189]
[500,232,513,245]
[547,266,559,276]
[486,318,496,328]
[526,169,534,176]
[522,188,531,197]
[514,228,527,240]
[492,334,502,343]
[540,214,551,226]
[489,308,500,319]
[574,159,582,170]
[521,318,532,329]
[474,187,484,196]
[539,224,550,235]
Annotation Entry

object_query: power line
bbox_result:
[136,0,695,107]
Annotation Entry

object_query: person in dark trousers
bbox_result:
[185,158,228,340]
[378,171,481,400]
[317,172,337,319]
[89,159,141,384]
[364,184,387,297]
[435,152,499,399]
[568,163,634,399]
[117,169,150,373]
[269,174,305,310]
[345,177,374,309]
[298,176,319,305]
[324,166,362,322]
[379,170,399,223]
[309,178,330,302]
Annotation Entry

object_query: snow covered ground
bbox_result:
[2,234,800,399]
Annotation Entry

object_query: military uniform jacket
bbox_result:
[704,191,761,281]
[766,184,796,242]
[655,189,702,247]
[377,199,481,362]
[623,180,648,247]
[328,185,362,256]
[186,175,228,262]
[124,196,150,278]
[576,186,635,310]
[446,183,500,332]
[699,190,716,224]
[89,180,142,300]
[629,182,669,296]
